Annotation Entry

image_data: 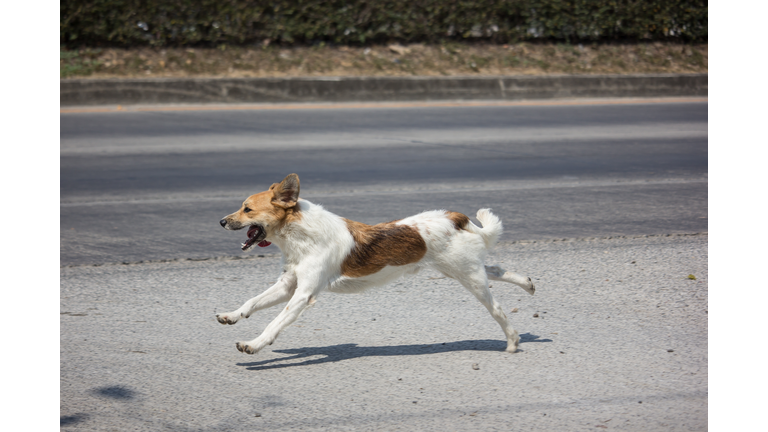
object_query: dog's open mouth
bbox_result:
[242,224,271,251]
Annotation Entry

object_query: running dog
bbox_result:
[217,174,535,354]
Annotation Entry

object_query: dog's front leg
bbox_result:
[235,276,322,355]
[216,272,297,325]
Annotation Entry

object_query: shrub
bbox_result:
[61,0,707,47]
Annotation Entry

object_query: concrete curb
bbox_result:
[60,73,707,106]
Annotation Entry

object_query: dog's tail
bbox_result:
[467,208,503,249]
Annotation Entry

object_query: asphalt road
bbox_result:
[60,100,707,266]
[60,99,708,431]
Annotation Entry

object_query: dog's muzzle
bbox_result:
[220,218,271,250]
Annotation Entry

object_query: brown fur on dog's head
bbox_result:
[220,174,302,249]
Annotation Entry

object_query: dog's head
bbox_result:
[219,173,301,251]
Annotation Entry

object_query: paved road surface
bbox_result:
[61,234,707,431]
[60,100,707,266]
[60,99,707,431]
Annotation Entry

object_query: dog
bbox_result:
[217,174,535,354]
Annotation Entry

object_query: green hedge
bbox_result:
[61,1,707,47]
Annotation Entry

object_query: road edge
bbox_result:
[60,73,707,106]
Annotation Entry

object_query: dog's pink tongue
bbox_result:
[258,240,271,247]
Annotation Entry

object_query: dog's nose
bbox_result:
[219,219,227,227]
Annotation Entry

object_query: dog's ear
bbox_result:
[272,174,300,208]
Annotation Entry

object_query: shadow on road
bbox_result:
[60,386,138,428]
[92,385,136,400]
[237,333,551,371]
[60,413,89,426]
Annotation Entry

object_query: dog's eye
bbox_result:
[244,207,251,213]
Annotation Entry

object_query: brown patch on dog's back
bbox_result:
[341,219,427,278]
[446,211,470,231]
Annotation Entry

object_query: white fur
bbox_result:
[217,199,535,354]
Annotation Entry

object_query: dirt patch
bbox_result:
[61,42,707,79]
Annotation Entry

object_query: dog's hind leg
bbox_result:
[216,272,297,325]
[453,267,520,353]
[485,265,535,295]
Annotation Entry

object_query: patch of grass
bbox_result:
[60,50,78,60]
[396,58,417,75]
[441,41,462,55]
[503,54,521,67]
[689,49,705,68]
[595,51,611,65]
[558,43,580,57]
[471,55,491,69]
[369,56,388,71]
[129,57,146,69]
[60,48,103,78]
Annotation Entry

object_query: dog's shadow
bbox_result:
[237,333,551,371]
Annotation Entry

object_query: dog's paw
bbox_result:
[505,334,520,353]
[506,340,520,354]
[235,341,258,355]
[216,312,241,325]
[523,277,535,296]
